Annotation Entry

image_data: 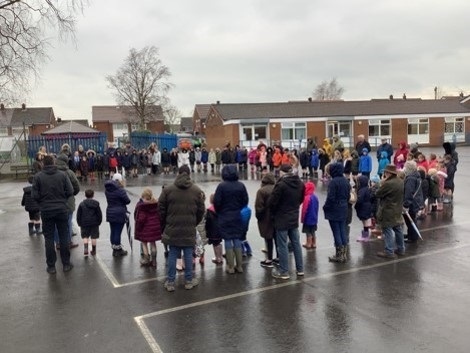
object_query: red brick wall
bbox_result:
[391,118,408,147]
[429,117,444,146]
[307,121,325,146]
[147,121,165,133]
[269,123,281,144]
[93,122,113,141]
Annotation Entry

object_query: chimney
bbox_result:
[460,92,464,98]
[57,118,62,123]
[21,103,26,110]
[403,93,407,100]
[0,103,4,110]
[308,97,312,102]
[216,100,220,105]
[389,95,394,100]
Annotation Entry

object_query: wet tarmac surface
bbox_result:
[1,147,469,353]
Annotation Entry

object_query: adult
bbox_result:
[355,134,371,155]
[32,155,74,274]
[56,152,80,249]
[255,173,276,268]
[104,173,131,256]
[151,146,161,175]
[402,161,423,244]
[323,162,351,263]
[269,164,305,279]
[375,165,405,258]
[393,141,408,170]
[332,135,344,153]
[159,165,205,291]
[214,165,249,274]
[376,138,394,163]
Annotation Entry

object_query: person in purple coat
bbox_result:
[104,173,131,257]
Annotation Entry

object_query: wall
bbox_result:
[390,118,408,148]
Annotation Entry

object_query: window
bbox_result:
[281,122,306,140]
[241,124,266,141]
[368,119,390,137]
[407,118,428,135]
[0,127,7,136]
[113,123,127,130]
[445,117,464,134]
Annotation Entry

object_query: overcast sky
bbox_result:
[31,0,470,121]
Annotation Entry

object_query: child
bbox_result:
[427,168,441,212]
[301,181,319,249]
[443,154,456,203]
[76,189,103,256]
[318,148,330,181]
[248,148,257,172]
[310,148,319,178]
[355,175,372,242]
[369,175,382,237]
[377,151,389,178]
[195,191,208,265]
[343,149,352,178]
[350,150,360,178]
[240,204,252,257]
[359,148,372,179]
[417,167,429,219]
[21,175,42,236]
[205,193,223,264]
[134,188,162,267]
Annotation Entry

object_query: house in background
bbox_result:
[203,97,470,149]
[92,105,164,144]
[179,117,193,133]
[192,104,211,136]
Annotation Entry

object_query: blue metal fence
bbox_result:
[27,133,108,159]
[129,132,178,151]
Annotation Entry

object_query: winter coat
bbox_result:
[158,172,205,247]
[301,181,319,226]
[375,175,404,228]
[22,185,40,213]
[201,150,209,163]
[350,151,360,174]
[323,163,350,221]
[208,151,217,164]
[428,175,440,199]
[269,172,305,231]
[255,173,275,239]
[418,169,429,205]
[161,151,171,166]
[444,161,456,189]
[77,199,102,228]
[376,142,393,162]
[56,155,80,212]
[299,150,309,169]
[355,140,371,155]
[443,142,459,169]
[310,149,319,169]
[393,142,408,169]
[221,149,231,164]
[377,151,389,176]
[343,159,352,175]
[205,206,221,244]
[32,165,74,213]
[403,171,423,213]
[214,165,249,239]
[104,180,130,224]
[359,149,372,173]
[240,205,251,240]
[354,175,372,220]
[134,199,162,242]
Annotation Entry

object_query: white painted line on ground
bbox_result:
[95,255,121,288]
[134,241,470,353]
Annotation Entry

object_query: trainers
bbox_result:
[296,271,305,276]
[377,251,397,259]
[272,258,280,265]
[394,249,405,256]
[69,242,79,249]
[84,248,89,257]
[46,266,56,274]
[164,281,175,292]
[184,278,199,290]
[260,260,274,268]
[63,263,74,272]
[271,269,290,280]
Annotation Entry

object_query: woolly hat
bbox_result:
[280,164,292,173]
[112,173,123,182]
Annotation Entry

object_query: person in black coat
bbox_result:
[214,165,249,274]
[76,189,103,256]
[355,175,372,242]
[22,175,42,235]
[323,162,351,262]
[403,161,423,243]
[269,164,305,279]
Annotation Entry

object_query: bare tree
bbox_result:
[163,104,181,133]
[106,46,172,131]
[0,0,87,104]
[312,78,345,100]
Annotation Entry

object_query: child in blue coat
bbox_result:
[240,205,252,256]
[359,148,372,178]
[377,151,389,178]
[301,181,319,249]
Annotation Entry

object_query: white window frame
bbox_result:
[407,118,429,144]
[444,117,465,143]
[368,119,391,147]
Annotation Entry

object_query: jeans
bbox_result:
[329,220,348,247]
[54,212,73,244]
[224,238,242,251]
[383,225,405,255]
[109,222,125,247]
[167,246,194,282]
[42,210,70,267]
[275,228,303,274]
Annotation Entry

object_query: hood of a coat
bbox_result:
[222,165,239,181]
[174,172,193,189]
[82,198,100,209]
[104,180,121,192]
[304,181,315,195]
[261,173,275,186]
[357,175,369,189]
[329,162,344,178]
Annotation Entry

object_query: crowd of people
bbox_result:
[23,135,458,291]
